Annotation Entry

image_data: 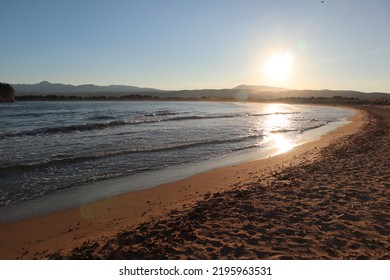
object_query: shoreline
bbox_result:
[0,104,354,225]
[0,105,380,259]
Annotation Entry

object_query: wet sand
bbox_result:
[0,105,388,259]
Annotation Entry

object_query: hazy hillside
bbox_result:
[280,89,390,100]
[159,88,390,100]
[13,81,163,96]
[234,84,288,92]
[11,81,390,100]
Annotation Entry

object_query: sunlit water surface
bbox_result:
[0,101,353,213]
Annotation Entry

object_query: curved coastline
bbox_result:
[0,104,371,259]
[0,105,355,224]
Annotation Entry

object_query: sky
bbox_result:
[1,0,390,92]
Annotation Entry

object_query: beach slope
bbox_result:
[0,105,388,259]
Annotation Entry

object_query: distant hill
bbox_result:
[233,84,288,92]
[11,81,390,100]
[280,89,390,100]
[159,88,390,100]
[13,81,163,97]
[0,82,16,102]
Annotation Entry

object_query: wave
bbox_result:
[270,129,298,133]
[269,121,329,134]
[0,134,263,173]
[300,122,329,131]
[0,120,132,137]
[168,115,236,121]
[231,144,259,152]
[0,111,302,138]
[144,111,179,117]
[8,112,55,118]
[251,112,300,117]
[87,115,117,120]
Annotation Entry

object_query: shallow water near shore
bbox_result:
[0,101,354,223]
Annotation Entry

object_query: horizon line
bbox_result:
[6,80,390,94]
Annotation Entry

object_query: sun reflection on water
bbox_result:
[259,104,295,154]
[263,133,294,154]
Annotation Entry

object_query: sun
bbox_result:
[263,51,295,83]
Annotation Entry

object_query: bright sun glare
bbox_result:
[260,104,295,154]
[263,51,295,83]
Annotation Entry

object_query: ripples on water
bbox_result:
[0,101,353,206]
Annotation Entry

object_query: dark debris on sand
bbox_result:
[50,106,390,260]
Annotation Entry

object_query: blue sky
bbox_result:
[1,0,390,92]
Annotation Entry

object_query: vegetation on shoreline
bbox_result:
[0,83,15,102]
[5,80,389,105]
[15,94,390,105]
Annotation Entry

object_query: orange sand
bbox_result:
[2,105,388,259]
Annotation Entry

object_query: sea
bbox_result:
[0,101,354,223]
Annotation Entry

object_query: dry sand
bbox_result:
[0,105,388,259]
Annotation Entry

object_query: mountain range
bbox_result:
[13,81,162,95]
[11,81,390,100]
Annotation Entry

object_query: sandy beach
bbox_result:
[0,105,388,259]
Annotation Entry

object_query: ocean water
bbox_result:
[0,101,353,218]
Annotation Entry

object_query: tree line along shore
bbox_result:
[13,94,390,105]
[2,82,390,105]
